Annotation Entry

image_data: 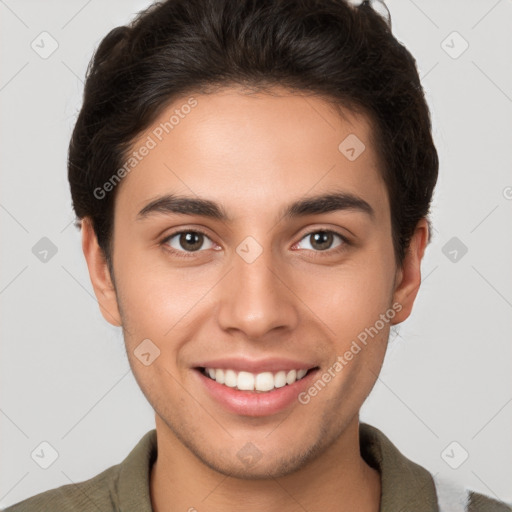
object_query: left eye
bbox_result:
[295,230,345,252]
[164,231,215,252]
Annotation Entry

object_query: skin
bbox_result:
[82,86,428,512]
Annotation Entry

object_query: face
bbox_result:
[83,86,426,479]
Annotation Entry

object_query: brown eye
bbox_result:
[296,230,345,252]
[310,231,334,251]
[163,230,214,253]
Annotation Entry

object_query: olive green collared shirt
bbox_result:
[3,423,511,511]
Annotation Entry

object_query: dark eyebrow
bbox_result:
[137,195,230,221]
[282,191,374,220]
[136,191,374,222]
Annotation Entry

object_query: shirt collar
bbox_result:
[117,429,157,512]
[360,422,439,512]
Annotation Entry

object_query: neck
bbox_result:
[150,416,381,512]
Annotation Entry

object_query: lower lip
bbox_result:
[194,368,319,417]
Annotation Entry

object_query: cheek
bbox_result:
[294,254,395,340]
[113,247,219,343]
[305,261,394,405]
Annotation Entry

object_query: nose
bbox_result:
[216,242,300,340]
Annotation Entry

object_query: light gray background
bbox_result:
[1,0,511,508]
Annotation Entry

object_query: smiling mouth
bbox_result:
[197,366,319,393]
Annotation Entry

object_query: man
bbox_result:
[4,0,510,510]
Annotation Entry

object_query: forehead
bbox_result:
[115,86,387,221]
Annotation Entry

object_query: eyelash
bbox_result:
[160,228,350,260]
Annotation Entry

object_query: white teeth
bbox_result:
[203,367,311,392]
[237,371,255,391]
[286,369,297,385]
[215,368,225,384]
[274,371,287,388]
[224,369,237,387]
[255,372,274,391]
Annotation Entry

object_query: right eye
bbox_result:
[161,230,216,257]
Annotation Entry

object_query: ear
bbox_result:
[391,218,429,325]
[81,217,122,327]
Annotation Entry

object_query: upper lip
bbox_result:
[194,357,318,374]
